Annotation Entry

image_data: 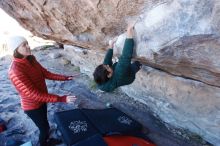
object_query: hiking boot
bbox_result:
[135,61,142,69]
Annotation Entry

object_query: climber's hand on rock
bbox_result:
[126,21,135,38]
[109,37,118,49]
[109,40,114,48]
[66,95,77,103]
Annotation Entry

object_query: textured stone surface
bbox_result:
[113,0,220,87]
[0,48,211,146]
[49,52,61,59]
[1,0,220,87]
[0,0,146,48]
[136,35,220,87]
[1,0,220,145]
[64,45,220,145]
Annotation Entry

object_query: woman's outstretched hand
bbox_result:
[66,95,77,103]
[66,73,81,80]
[67,76,73,80]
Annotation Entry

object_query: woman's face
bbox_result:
[17,41,31,56]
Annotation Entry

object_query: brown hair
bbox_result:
[93,64,109,84]
[13,49,34,64]
[13,49,24,59]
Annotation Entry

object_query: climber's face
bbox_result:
[17,41,31,56]
[103,64,113,78]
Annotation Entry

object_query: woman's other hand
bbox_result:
[67,76,73,80]
[66,74,81,80]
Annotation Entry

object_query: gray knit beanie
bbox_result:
[7,36,27,51]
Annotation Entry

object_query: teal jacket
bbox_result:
[98,38,136,92]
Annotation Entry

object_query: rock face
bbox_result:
[140,35,220,87]
[0,0,146,48]
[112,0,220,88]
[65,45,220,146]
[1,0,220,145]
[1,0,220,87]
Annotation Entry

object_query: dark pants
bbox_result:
[131,61,142,74]
[25,104,49,146]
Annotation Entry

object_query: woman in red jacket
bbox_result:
[8,36,77,146]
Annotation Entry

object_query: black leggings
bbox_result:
[25,104,49,146]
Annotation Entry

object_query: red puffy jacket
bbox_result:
[8,56,69,111]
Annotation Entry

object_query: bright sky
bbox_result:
[0,8,54,57]
[0,8,32,40]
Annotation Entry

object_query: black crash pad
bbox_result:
[54,108,143,145]
[54,109,99,146]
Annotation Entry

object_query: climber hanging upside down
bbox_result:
[93,22,142,92]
